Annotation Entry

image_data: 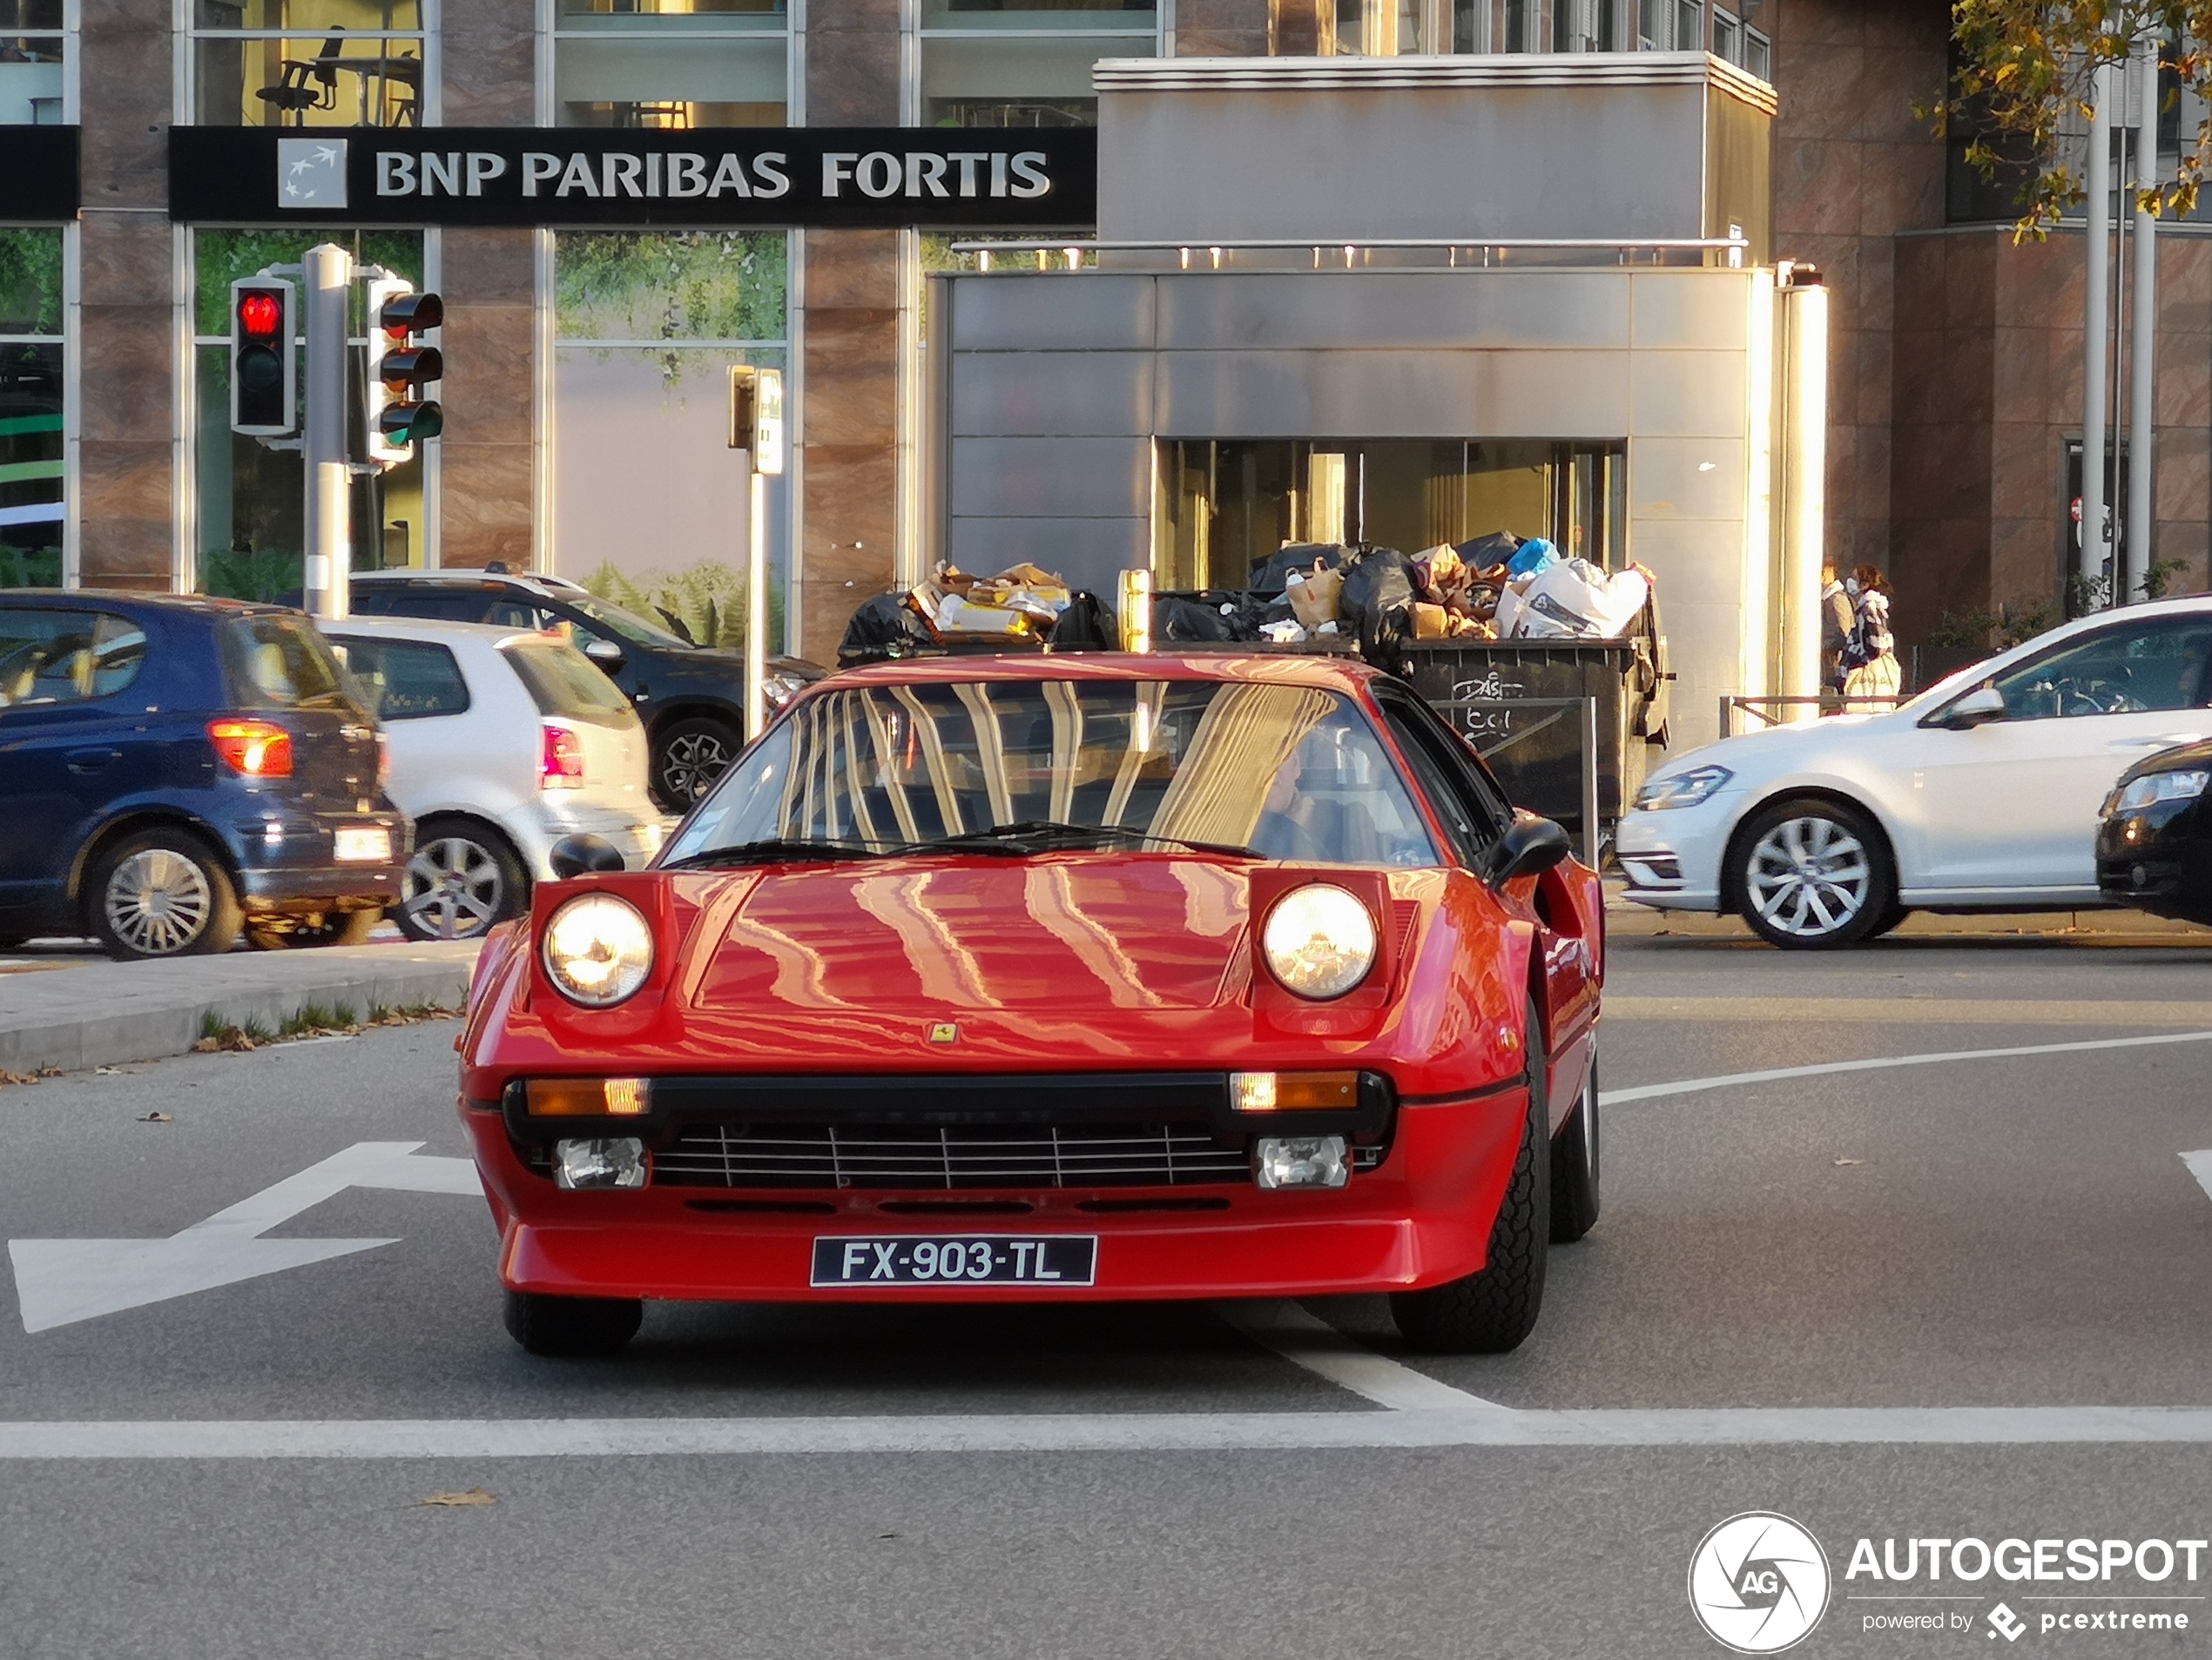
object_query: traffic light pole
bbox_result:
[301,242,353,620]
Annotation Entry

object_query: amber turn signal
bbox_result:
[526,1076,650,1117]
[1231,1070,1359,1112]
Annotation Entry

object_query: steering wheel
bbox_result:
[2057,677,2143,716]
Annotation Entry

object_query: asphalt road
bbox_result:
[2,931,2211,1657]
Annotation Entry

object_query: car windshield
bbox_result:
[502,638,638,727]
[219,614,359,714]
[662,678,1441,868]
[562,593,691,651]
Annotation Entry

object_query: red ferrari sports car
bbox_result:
[457,652,1603,1357]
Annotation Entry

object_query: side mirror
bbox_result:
[1940,685,2006,729]
[549,833,627,880]
[583,638,624,670]
[1494,815,1573,886]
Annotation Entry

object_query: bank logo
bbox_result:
[1689,1512,1831,1654]
[1987,1603,2027,1643]
[278,138,347,210]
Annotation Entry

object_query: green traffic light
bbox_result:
[377,401,444,446]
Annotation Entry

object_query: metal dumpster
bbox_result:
[1401,638,1666,840]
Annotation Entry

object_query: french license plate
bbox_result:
[333,826,392,863]
[811,1235,1097,1288]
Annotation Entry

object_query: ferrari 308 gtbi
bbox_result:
[456,652,1604,1357]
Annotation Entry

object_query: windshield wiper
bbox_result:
[914,821,1260,860]
[661,837,911,869]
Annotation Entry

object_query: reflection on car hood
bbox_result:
[2114,734,2212,785]
[682,855,1253,1019]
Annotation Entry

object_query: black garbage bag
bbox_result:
[1047,590,1116,651]
[1154,595,1262,644]
[1337,545,1419,667]
[1248,543,1347,594]
[1453,530,1522,572]
[837,592,936,666]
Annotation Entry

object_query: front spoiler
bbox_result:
[462,1087,1527,1302]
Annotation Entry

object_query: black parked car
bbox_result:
[0,593,407,960]
[348,570,824,808]
[2096,737,2212,926]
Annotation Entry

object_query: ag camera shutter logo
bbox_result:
[1689,1512,1832,1653]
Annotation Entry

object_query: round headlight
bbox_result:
[1262,884,1378,1001]
[543,894,655,1007]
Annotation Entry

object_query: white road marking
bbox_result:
[1214,1300,1501,1410]
[7,1141,482,1333]
[6,1407,2212,1459]
[2183,1151,2212,1206]
[1602,1029,2212,1106]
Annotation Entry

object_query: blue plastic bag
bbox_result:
[1506,536,1558,579]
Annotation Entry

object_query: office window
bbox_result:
[191,0,429,129]
[555,0,787,128]
[0,0,64,125]
[1711,6,1737,62]
[192,228,428,600]
[552,232,787,640]
[1676,0,1701,51]
[923,0,1157,128]
[0,228,60,588]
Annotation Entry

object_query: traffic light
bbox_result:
[229,277,296,436]
[365,278,443,463]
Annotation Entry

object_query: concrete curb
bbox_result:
[0,942,480,1077]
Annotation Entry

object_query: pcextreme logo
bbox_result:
[1689,1512,1833,1654]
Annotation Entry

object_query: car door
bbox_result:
[1376,690,1595,1131]
[0,608,157,927]
[1901,614,2212,898]
[324,633,477,817]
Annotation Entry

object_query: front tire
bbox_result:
[651,716,741,809]
[396,820,526,942]
[88,829,242,961]
[502,1289,642,1358]
[1549,1057,1600,1244]
[1391,1004,1550,1354]
[1733,797,1897,950]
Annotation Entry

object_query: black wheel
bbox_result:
[248,908,381,950]
[651,716,741,809]
[502,1289,643,1358]
[1549,1056,1600,1244]
[1865,899,1911,941]
[1732,796,1897,951]
[87,828,242,961]
[396,819,527,942]
[1391,1002,1550,1354]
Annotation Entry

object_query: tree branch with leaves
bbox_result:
[1946,1,2212,234]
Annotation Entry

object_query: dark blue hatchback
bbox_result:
[0,593,408,959]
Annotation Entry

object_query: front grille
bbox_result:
[654,1122,1255,1190]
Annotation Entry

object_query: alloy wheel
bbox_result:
[1745,814,1871,940]
[104,849,213,956]
[659,729,732,803]
[403,835,507,941]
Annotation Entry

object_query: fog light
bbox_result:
[1253,1135,1349,1191]
[554,1137,647,1191]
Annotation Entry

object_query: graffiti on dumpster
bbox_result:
[1450,673,1531,747]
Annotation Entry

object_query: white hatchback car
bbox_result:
[1617,595,2212,948]
[322,617,664,941]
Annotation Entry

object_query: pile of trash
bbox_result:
[840,562,1116,665]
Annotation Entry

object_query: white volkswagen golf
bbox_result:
[322,617,664,941]
[1617,596,2212,948]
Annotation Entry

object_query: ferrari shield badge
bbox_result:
[928,1022,960,1044]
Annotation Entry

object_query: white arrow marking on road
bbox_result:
[2183,1151,2212,1208]
[7,1141,481,1333]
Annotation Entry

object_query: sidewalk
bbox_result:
[0,941,480,1077]
[1605,881,2212,943]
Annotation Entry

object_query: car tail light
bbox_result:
[541,721,584,790]
[207,718,293,778]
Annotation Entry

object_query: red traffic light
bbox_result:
[376,291,442,337]
[238,292,282,338]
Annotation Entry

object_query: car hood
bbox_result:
[681,856,1252,1021]
[1640,709,1908,792]
[2114,734,2212,786]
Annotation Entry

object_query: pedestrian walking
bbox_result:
[1841,564,1901,709]
[1819,561,1855,698]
